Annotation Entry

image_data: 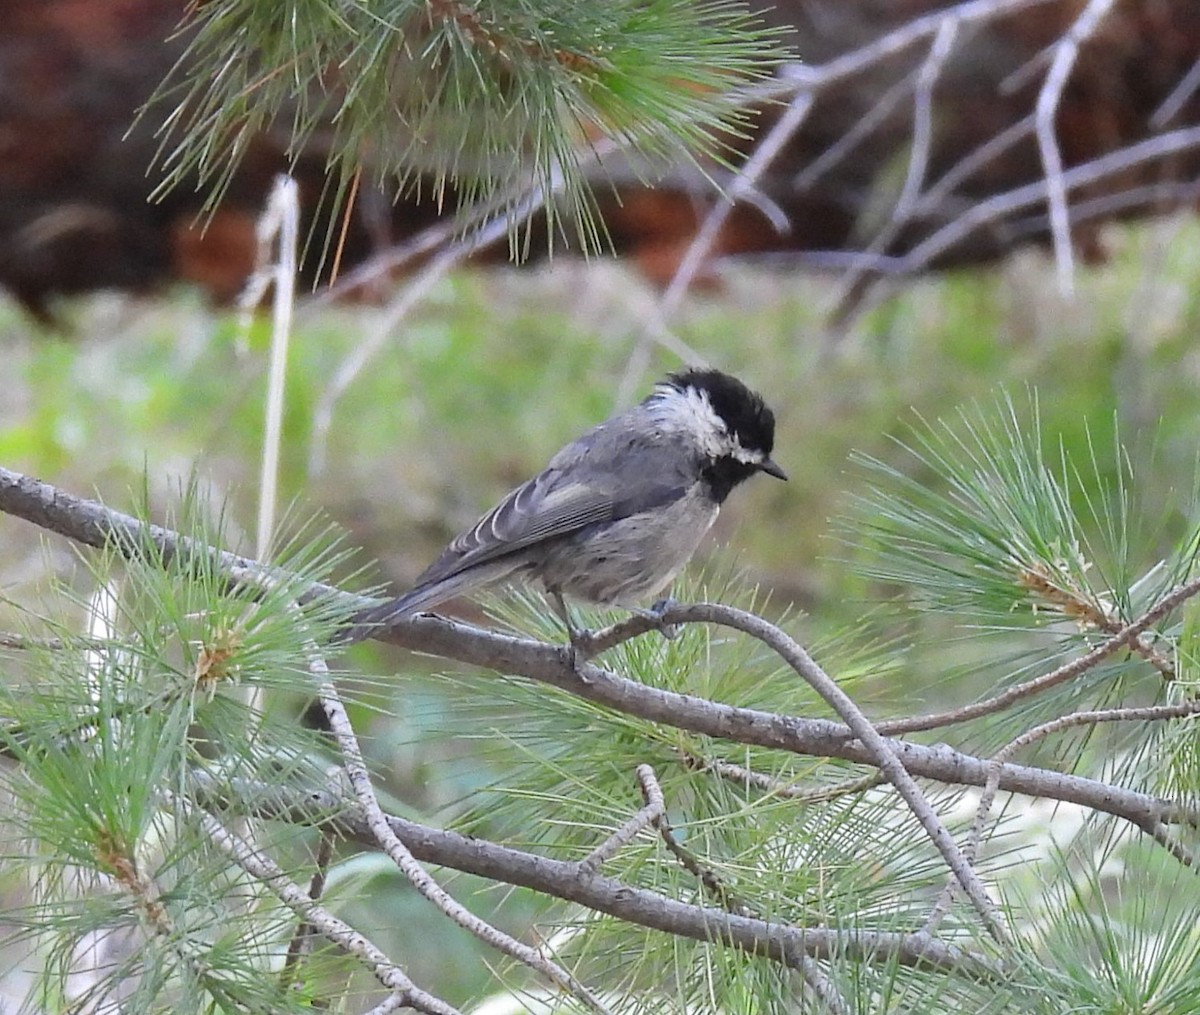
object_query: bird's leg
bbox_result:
[647,596,680,641]
[550,590,595,671]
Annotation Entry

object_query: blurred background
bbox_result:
[3,0,1200,1007]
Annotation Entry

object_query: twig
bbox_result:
[280,829,335,991]
[301,638,612,1015]
[776,0,1055,98]
[171,792,460,1015]
[926,698,1200,934]
[1005,181,1200,240]
[241,174,300,559]
[918,113,1037,210]
[996,701,1200,768]
[895,16,960,223]
[793,76,913,191]
[650,602,1009,945]
[309,136,628,473]
[1151,55,1200,128]
[797,957,851,1015]
[681,749,885,803]
[1035,0,1118,297]
[307,241,467,476]
[0,632,70,650]
[825,15,961,318]
[657,89,815,319]
[192,771,1003,977]
[857,123,1200,311]
[653,812,749,918]
[873,573,1200,738]
[581,763,665,871]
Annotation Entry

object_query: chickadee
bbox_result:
[343,368,785,644]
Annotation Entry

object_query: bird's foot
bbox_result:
[631,597,680,641]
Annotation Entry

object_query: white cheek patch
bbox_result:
[730,441,764,465]
[650,382,764,463]
[650,383,729,457]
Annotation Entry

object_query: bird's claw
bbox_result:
[645,597,680,641]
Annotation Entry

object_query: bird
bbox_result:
[341,368,785,645]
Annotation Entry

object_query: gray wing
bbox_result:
[412,420,692,589]
[336,418,692,642]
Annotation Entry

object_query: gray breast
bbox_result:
[531,485,719,606]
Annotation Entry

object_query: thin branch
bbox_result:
[996,700,1200,767]
[777,0,1056,98]
[825,15,961,318]
[251,174,300,560]
[581,763,665,871]
[1151,55,1200,127]
[918,113,1037,210]
[1005,180,1200,240]
[895,16,960,223]
[170,792,460,1015]
[649,602,1009,944]
[280,829,334,991]
[927,698,1200,934]
[657,89,815,318]
[793,76,913,191]
[308,241,471,476]
[0,632,71,650]
[191,770,1004,977]
[680,749,886,803]
[654,811,750,917]
[873,573,1200,738]
[302,639,611,1015]
[0,468,1194,840]
[898,123,1200,275]
[1035,0,1118,297]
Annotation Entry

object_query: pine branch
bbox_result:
[188,770,1000,978]
[0,465,1195,844]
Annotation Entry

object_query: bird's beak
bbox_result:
[760,458,788,481]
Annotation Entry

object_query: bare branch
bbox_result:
[1152,55,1200,127]
[302,638,611,1015]
[899,124,1200,275]
[657,89,815,317]
[895,15,960,223]
[653,812,750,918]
[192,771,1004,977]
[793,76,913,191]
[280,830,334,991]
[778,0,1057,97]
[1013,702,1200,759]
[0,632,71,650]
[581,763,665,871]
[681,749,886,803]
[1035,0,1119,296]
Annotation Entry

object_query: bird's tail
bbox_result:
[333,559,524,646]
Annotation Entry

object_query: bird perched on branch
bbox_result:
[342,368,785,645]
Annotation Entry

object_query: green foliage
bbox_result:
[8,219,1200,1008]
[438,576,1008,1012]
[153,0,782,258]
[0,496,365,1012]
